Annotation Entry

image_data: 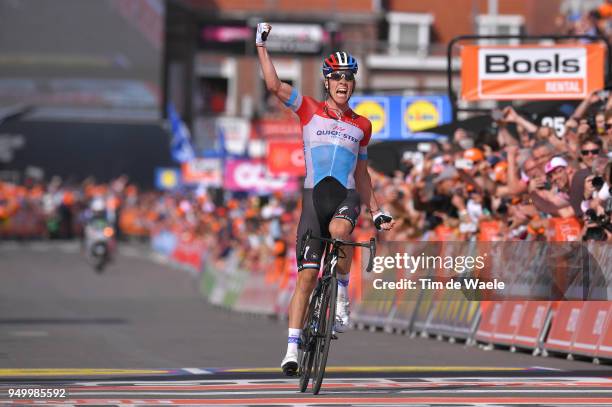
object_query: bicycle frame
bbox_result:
[297,230,376,394]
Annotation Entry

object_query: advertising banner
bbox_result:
[224,159,299,193]
[350,95,451,141]
[252,118,302,139]
[265,23,326,54]
[461,44,605,101]
[181,158,222,186]
[401,96,451,139]
[351,96,390,139]
[267,140,305,176]
[154,167,181,190]
[215,117,251,156]
[193,117,251,156]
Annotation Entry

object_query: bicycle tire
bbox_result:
[312,276,337,395]
[298,285,319,392]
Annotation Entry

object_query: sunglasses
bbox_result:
[327,71,355,81]
[581,148,600,156]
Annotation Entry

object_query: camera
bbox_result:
[587,115,597,132]
[583,200,612,241]
[538,180,552,191]
[592,176,605,191]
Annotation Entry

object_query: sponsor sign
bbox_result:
[193,117,251,156]
[154,167,181,190]
[349,95,451,141]
[265,23,326,54]
[181,158,222,186]
[351,96,390,139]
[267,140,305,176]
[215,117,251,155]
[198,23,249,53]
[224,159,299,193]
[401,97,445,138]
[252,118,302,139]
[461,44,605,100]
[201,26,251,43]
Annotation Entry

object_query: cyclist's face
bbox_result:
[326,72,354,105]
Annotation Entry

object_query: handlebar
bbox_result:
[298,230,377,273]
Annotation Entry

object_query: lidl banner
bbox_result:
[154,168,181,191]
[460,44,605,101]
[350,95,451,140]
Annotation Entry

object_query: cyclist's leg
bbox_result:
[292,180,344,321]
[329,188,361,276]
[329,189,361,332]
[282,189,324,375]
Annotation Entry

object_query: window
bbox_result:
[196,77,228,115]
[194,56,237,116]
[476,14,524,45]
[387,12,434,55]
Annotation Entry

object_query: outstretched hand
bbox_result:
[256,23,271,47]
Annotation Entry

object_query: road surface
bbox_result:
[0,241,610,406]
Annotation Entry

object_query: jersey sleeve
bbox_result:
[283,87,303,112]
[284,88,318,125]
[358,120,372,160]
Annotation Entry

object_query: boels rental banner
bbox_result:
[350,95,451,140]
[461,44,605,101]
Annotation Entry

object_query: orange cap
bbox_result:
[494,161,508,182]
[464,148,484,162]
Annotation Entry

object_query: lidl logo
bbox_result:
[352,99,388,137]
[404,100,440,132]
[155,168,181,191]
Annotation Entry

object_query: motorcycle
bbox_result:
[84,220,115,273]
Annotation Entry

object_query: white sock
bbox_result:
[337,273,349,299]
[286,328,301,355]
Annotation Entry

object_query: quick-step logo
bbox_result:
[461,44,604,101]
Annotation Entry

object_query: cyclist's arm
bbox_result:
[257,46,294,105]
[355,159,380,214]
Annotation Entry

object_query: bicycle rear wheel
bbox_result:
[311,276,337,395]
[298,285,320,392]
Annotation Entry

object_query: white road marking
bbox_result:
[9,331,49,337]
[182,368,213,375]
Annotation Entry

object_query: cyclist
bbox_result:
[255,23,395,376]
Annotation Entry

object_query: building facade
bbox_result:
[164,0,566,150]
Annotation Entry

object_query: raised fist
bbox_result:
[256,23,271,47]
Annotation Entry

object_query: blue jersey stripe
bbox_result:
[284,88,298,108]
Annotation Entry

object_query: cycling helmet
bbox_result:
[322,51,358,76]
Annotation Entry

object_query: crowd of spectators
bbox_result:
[374,91,612,243]
[557,0,612,39]
[2,98,612,269]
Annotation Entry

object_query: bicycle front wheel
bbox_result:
[299,285,319,392]
[311,277,337,395]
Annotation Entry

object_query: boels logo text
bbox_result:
[461,44,604,101]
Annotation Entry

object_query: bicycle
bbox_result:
[296,230,376,395]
